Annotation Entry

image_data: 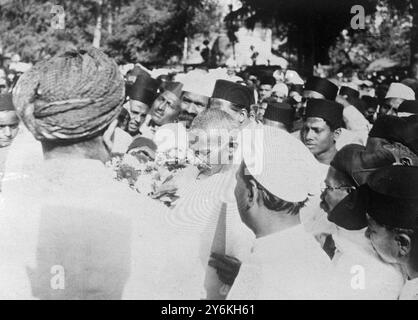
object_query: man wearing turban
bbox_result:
[0,48,178,300]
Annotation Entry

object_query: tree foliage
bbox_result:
[0,0,222,65]
[105,0,222,65]
[329,0,412,76]
[227,0,378,75]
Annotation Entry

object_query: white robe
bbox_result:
[227,225,336,300]
[399,278,418,300]
[165,167,255,300]
[0,157,200,299]
[331,228,405,299]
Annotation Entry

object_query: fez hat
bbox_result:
[304,77,339,100]
[127,71,160,106]
[369,115,418,156]
[289,84,304,95]
[365,166,418,230]
[339,86,359,99]
[211,80,255,111]
[327,144,398,231]
[361,96,378,110]
[0,93,15,111]
[264,102,294,129]
[259,75,276,87]
[161,81,183,99]
[331,144,395,187]
[305,99,343,129]
[398,100,418,114]
[347,96,367,114]
[126,65,143,82]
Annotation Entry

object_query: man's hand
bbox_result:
[209,252,241,286]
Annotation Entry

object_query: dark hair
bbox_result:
[242,168,307,215]
[117,108,130,130]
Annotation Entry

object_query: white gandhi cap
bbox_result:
[242,125,320,203]
[385,82,415,100]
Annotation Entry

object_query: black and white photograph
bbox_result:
[0,0,418,305]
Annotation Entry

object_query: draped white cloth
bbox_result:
[227,225,335,300]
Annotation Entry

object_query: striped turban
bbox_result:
[12,48,125,141]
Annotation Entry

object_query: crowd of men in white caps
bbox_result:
[1,47,418,300]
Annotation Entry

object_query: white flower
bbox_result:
[121,154,142,170]
[134,173,154,195]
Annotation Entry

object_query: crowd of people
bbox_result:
[0,46,418,300]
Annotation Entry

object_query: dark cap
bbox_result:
[127,72,160,106]
[331,144,395,187]
[398,100,418,114]
[212,80,255,110]
[361,96,378,110]
[366,166,418,229]
[369,115,418,156]
[327,144,395,231]
[0,93,15,111]
[327,184,369,231]
[347,96,367,114]
[305,99,343,129]
[289,84,304,95]
[339,86,360,99]
[126,66,143,83]
[259,75,276,87]
[264,102,294,129]
[304,77,339,100]
[161,81,183,99]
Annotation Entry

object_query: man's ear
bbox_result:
[333,128,342,141]
[239,109,248,123]
[248,179,259,207]
[396,233,412,259]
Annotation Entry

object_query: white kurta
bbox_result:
[399,278,418,300]
[332,228,405,299]
[2,126,43,196]
[0,158,196,299]
[167,167,255,300]
[227,225,336,300]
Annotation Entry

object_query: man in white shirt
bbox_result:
[0,48,173,300]
[126,68,160,137]
[298,99,344,247]
[361,166,418,300]
[320,145,404,299]
[336,85,372,149]
[293,79,370,151]
[140,81,183,140]
[170,108,256,299]
[227,126,335,299]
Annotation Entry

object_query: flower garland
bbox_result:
[106,148,197,208]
